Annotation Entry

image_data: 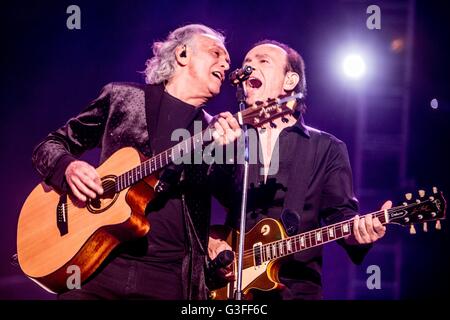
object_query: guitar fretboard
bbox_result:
[115,129,211,191]
[253,210,390,265]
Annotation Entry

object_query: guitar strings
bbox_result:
[63,196,433,256]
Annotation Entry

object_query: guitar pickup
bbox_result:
[56,195,68,236]
[253,242,263,267]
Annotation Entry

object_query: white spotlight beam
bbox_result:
[342,54,366,79]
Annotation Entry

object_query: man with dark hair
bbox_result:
[209,40,390,300]
[32,24,240,300]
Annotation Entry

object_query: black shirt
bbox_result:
[143,91,205,262]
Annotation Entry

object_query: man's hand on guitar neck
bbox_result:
[344,200,392,245]
[65,160,104,202]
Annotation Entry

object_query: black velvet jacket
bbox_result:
[32,82,225,299]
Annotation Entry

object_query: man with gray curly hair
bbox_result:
[32,23,240,299]
[144,25,226,99]
[145,24,224,85]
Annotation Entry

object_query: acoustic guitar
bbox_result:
[16,93,303,293]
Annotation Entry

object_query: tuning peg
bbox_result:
[409,224,416,234]
[405,193,412,201]
[423,222,428,232]
[418,190,425,198]
[436,220,442,230]
[433,186,438,194]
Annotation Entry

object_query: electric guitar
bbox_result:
[16,93,303,293]
[209,188,446,300]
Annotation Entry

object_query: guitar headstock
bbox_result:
[388,187,446,233]
[239,93,303,127]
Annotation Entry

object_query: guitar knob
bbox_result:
[436,220,442,230]
[409,224,416,235]
[423,222,428,232]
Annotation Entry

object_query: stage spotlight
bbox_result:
[342,54,366,79]
[430,98,438,109]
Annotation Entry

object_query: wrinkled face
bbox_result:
[187,34,230,99]
[242,44,289,105]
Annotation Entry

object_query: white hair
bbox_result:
[144,24,225,84]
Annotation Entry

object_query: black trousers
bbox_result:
[58,256,184,300]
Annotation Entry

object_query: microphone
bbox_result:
[207,250,234,273]
[206,249,235,290]
[229,65,254,86]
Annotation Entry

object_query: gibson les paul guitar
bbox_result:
[210,188,446,299]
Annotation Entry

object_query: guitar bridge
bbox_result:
[57,194,68,236]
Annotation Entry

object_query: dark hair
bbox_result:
[252,40,307,113]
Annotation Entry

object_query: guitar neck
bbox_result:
[115,128,213,191]
[255,209,395,264]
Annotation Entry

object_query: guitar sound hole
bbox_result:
[86,175,119,214]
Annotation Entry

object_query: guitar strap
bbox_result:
[280,129,320,235]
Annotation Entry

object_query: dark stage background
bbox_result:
[1,0,449,299]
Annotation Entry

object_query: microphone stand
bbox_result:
[234,82,249,300]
